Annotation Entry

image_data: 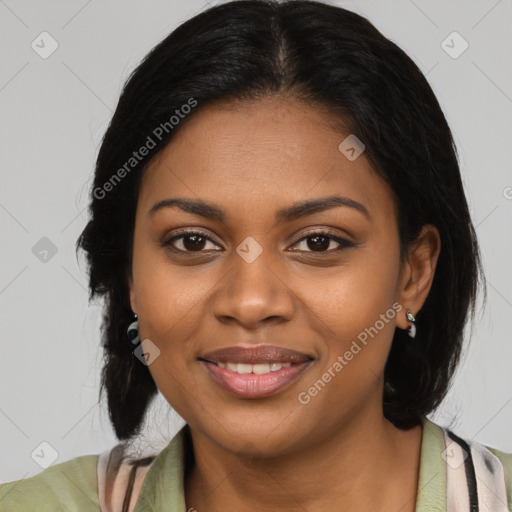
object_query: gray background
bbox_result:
[0,0,511,482]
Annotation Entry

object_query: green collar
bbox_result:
[415,417,447,511]
[134,417,447,511]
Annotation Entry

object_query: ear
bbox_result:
[396,224,441,330]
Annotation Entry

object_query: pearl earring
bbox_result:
[127,314,140,346]
[406,310,416,339]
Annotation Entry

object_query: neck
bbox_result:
[184,409,423,512]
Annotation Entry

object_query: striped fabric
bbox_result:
[443,429,509,512]
[97,444,156,512]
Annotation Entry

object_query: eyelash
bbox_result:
[161,229,355,255]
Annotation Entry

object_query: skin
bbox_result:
[128,94,441,512]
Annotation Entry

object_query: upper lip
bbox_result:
[199,345,314,365]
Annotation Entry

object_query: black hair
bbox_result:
[76,0,483,441]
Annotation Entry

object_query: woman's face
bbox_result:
[129,95,409,455]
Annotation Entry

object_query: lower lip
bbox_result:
[201,360,312,399]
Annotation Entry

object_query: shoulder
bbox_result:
[487,445,512,508]
[0,443,160,512]
[1,429,186,512]
[0,453,99,511]
[428,418,512,511]
[97,442,156,512]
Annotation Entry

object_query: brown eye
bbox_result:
[162,230,221,253]
[290,230,355,253]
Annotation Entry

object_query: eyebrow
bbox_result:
[148,195,371,222]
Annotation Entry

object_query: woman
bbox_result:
[1,1,510,511]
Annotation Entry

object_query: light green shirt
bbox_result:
[1,417,511,511]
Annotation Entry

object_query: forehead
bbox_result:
[138,95,396,224]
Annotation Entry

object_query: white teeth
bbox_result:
[216,362,292,374]
[271,362,291,371]
[237,363,253,374]
[252,363,270,374]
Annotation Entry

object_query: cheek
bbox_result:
[317,245,400,335]
[130,239,223,409]
[307,239,402,385]
[132,237,213,342]
[293,269,400,433]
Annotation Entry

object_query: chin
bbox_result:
[197,408,307,457]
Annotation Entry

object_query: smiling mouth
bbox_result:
[197,344,315,398]
[200,359,312,398]
[198,357,313,398]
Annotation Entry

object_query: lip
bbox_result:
[199,345,313,364]
[201,360,312,398]
[198,345,314,399]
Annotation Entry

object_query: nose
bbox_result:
[212,245,296,329]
